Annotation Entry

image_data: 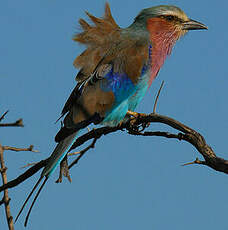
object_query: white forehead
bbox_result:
[152,5,189,21]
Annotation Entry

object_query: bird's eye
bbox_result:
[165,15,175,21]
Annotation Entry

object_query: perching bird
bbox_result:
[15,3,207,226]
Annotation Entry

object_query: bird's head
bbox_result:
[134,5,207,42]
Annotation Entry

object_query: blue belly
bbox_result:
[101,71,150,127]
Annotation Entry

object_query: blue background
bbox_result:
[1,0,228,229]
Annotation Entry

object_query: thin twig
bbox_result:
[0,197,4,206]
[56,140,98,182]
[0,144,14,230]
[3,145,39,153]
[182,158,206,166]
[0,110,9,122]
[68,151,80,156]
[153,80,165,114]
[69,138,98,169]
[20,163,37,169]
[0,119,24,127]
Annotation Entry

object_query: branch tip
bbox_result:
[153,80,165,114]
[182,158,205,166]
[16,119,24,127]
[0,118,24,127]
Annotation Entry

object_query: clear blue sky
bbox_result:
[1,0,228,229]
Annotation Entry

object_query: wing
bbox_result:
[57,54,108,122]
[55,63,113,142]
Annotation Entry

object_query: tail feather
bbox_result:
[41,131,79,177]
[15,176,43,224]
[16,131,78,226]
[24,177,48,227]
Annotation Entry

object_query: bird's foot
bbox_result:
[126,111,141,118]
[126,111,150,132]
[56,156,72,183]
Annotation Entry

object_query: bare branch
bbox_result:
[69,138,98,169]
[125,113,228,173]
[3,145,39,153]
[0,119,24,127]
[1,112,228,193]
[55,138,98,183]
[0,159,48,192]
[0,144,14,230]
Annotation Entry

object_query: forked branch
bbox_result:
[1,111,228,193]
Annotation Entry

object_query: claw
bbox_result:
[127,111,139,118]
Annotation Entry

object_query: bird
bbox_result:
[15,3,207,226]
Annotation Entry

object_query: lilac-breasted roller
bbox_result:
[16,3,207,226]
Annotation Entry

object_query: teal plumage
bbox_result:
[15,3,207,226]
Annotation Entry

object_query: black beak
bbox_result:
[182,19,208,30]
